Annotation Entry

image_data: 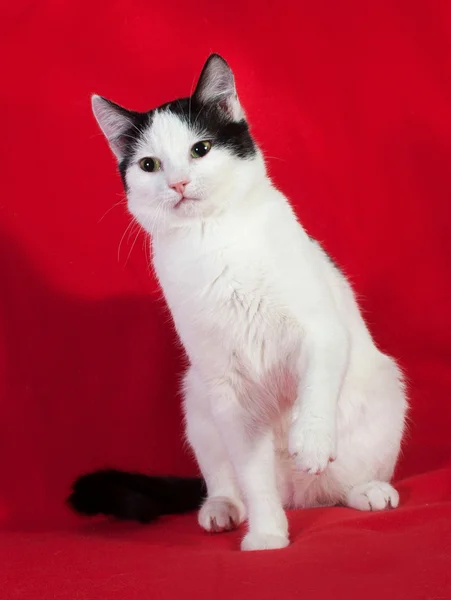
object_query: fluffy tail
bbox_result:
[67,469,206,523]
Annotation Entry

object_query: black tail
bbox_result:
[67,469,206,524]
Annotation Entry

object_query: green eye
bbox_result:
[191,140,212,159]
[139,157,161,172]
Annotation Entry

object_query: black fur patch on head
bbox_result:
[163,97,256,159]
[116,96,256,187]
[116,111,152,188]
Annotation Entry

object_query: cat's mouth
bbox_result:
[174,196,196,209]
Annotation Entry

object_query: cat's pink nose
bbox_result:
[169,180,189,195]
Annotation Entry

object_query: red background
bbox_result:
[1,1,451,598]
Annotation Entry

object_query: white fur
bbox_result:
[94,61,407,551]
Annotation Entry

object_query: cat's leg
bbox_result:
[208,379,289,551]
[183,367,246,533]
[289,319,349,475]
[341,354,407,511]
[295,352,407,511]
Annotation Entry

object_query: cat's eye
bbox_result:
[191,141,212,159]
[139,157,161,172]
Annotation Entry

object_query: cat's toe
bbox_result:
[198,496,246,533]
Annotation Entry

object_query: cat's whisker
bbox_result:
[149,199,165,244]
[142,232,152,273]
[128,121,144,136]
[264,155,285,162]
[157,201,168,244]
[124,224,142,267]
[89,132,108,141]
[192,105,206,130]
[162,203,169,238]
[117,218,137,263]
[97,197,127,223]
[188,74,197,126]
[118,133,142,142]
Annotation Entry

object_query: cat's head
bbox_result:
[92,54,265,232]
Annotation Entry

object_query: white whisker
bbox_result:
[117,218,137,263]
[98,196,127,223]
[188,74,197,127]
[124,224,142,266]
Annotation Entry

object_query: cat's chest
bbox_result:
[153,236,291,340]
[152,227,304,377]
[157,244,269,315]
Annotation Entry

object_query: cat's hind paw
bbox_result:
[346,481,399,511]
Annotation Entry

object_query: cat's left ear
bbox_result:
[91,95,138,160]
[193,54,245,121]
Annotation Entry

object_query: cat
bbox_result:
[68,54,408,551]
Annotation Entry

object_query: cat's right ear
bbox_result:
[91,95,136,160]
[193,54,245,122]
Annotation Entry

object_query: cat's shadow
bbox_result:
[0,227,197,527]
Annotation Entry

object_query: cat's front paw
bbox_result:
[289,421,337,475]
[241,532,290,551]
[198,496,246,533]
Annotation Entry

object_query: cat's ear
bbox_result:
[193,54,245,121]
[91,95,136,160]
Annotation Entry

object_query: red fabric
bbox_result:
[1,1,451,598]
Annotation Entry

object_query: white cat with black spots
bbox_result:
[80,54,407,551]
